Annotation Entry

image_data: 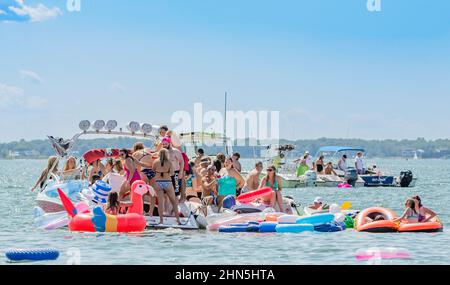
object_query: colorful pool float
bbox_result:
[296,213,335,226]
[237,187,273,204]
[355,207,398,233]
[276,224,314,233]
[398,217,443,233]
[314,222,346,232]
[58,180,150,233]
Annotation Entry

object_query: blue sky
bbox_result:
[1,0,450,142]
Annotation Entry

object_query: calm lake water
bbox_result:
[1,158,449,265]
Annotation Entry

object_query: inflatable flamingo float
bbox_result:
[58,180,155,233]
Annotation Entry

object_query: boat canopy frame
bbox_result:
[315,146,366,159]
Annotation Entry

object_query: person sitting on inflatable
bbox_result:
[364,215,386,223]
[412,196,437,223]
[308,197,329,211]
[392,199,419,223]
[258,165,286,212]
[103,192,134,215]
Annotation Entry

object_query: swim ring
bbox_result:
[354,207,398,233]
[5,249,59,262]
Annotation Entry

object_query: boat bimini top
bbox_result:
[315,146,366,158]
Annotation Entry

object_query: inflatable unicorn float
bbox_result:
[58,180,155,233]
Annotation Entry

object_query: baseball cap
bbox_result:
[314,197,324,204]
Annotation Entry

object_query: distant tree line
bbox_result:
[1,137,450,159]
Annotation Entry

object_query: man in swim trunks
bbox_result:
[162,137,185,199]
[243,161,263,193]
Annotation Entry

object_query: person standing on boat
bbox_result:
[213,153,226,173]
[338,155,348,172]
[243,161,263,193]
[315,156,325,174]
[132,142,156,185]
[118,149,141,199]
[218,157,245,205]
[194,148,207,167]
[152,148,181,225]
[232,152,242,173]
[259,165,286,213]
[355,152,366,175]
[305,151,314,170]
[132,142,157,215]
[294,151,314,170]
[161,137,185,200]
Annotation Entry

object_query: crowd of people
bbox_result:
[33,127,438,226]
[33,125,290,224]
[294,150,372,176]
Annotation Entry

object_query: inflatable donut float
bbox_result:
[354,207,398,233]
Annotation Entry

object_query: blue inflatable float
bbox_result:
[296,214,334,226]
[314,222,346,233]
[276,224,314,233]
[259,222,278,233]
[219,224,260,233]
[5,248,60,262]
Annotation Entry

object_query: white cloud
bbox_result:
[111,82,126,94]
[20,70,44,84]
[0,83,24,108]
[8,0,62,22]
[0,82,46,110]
[0,9,7,15]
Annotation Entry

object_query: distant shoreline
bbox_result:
[1,137,450,159]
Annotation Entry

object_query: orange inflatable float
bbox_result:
[58,180,151,233]
[355,207,398,233]
[265,212,285,222]
[398,217,443,233]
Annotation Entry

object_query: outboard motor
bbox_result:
[399,170,413,188]
[345,167,358,187]
[305,170,317,187]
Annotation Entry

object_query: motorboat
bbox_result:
[244,144,363,188]
[315,146,417,188]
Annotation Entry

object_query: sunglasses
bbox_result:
[266,169,273,172]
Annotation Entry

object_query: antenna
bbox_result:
[224,91,228,155]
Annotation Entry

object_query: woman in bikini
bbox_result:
[315,156,325,174]
[132,142,157,216]
[88,159,106,185]
[259,165,286,212]
[412,196,437,223]
[152,148,181,225]
[393,199,419,223]
[217,157,245,211]
[118,148,141,200]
